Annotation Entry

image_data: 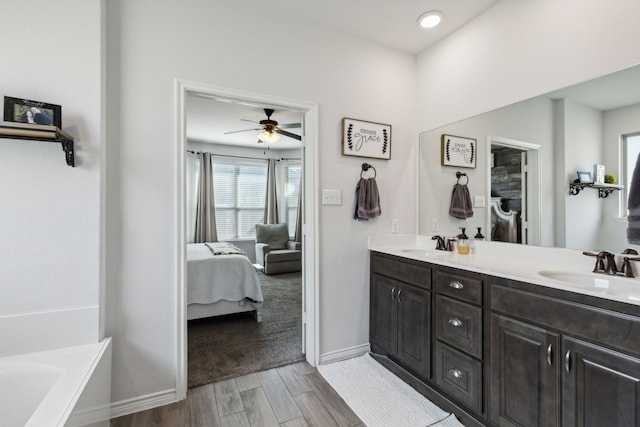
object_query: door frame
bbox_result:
[486,135,541,246]
[174,79,319,399]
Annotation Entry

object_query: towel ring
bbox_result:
[361,163,377,178]
[456,171,469,185]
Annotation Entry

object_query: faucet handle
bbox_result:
[623,248,639,255]
[583,251,608,273]
[622,256,640,278]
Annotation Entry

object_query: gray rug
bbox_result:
[187,271,303,388]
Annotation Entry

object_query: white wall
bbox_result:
[561,100,602,250]
[105,0,416,405]
[0,1,102,328]
[602,103,640,251]
[417,0,640,132]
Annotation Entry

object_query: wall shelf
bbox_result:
[0,122,75,167]
[569,181,622,198]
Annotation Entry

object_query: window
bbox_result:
[622,133,640,216]
[213,159,267,240]
[282,164,301,237]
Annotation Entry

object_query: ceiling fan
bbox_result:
[224,108,302,143]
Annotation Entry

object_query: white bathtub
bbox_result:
[0,338,112,427]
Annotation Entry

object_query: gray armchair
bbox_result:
[255,223,301,275]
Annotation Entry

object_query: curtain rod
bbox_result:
[186,151,300,161]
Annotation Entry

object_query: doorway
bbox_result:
[486,136,541,245]
[175,80,319,399]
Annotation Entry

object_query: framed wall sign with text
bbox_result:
[342,118,391,160]
[441,134,476,168]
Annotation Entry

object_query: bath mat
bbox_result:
[317,354,464,427]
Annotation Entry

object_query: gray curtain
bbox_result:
[294,183,302,243]
[264,158,279,224]
[194,152,218,243]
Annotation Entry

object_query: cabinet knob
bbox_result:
[448,368,463,379]
[448,318,463,328]
[449,281,464,290]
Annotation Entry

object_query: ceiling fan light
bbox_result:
[418,11,443,29]
[258,130,280,143]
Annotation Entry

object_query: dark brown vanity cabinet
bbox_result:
[433,269,484,413]
[490,282,640,427]
[370,253,431,379]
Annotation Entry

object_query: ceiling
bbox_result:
[186,0,501,150]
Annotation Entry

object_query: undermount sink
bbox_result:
[400,249,451,257]
[538,270,640,298]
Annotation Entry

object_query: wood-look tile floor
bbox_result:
[111,362,364,427]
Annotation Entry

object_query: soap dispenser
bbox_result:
[457,227,470,254]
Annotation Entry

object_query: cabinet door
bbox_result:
[396,283,431,378]
[490,314,560,427]
[370,274,397,355]
[563,337,640,427]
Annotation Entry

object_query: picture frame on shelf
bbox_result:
[577,171,593,183]
[342,117,391,160]
[441,134,476,168]
[3,96,61,128]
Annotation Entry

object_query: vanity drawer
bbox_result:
[436,295,482,358]
[435,271,482,305]
[434,341,482,413]
[371,254,431,290]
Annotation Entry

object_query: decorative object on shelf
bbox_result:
[0,121,74,167]
[576,171,592,183]
[604,173,617,184]
[3,96,62,128]
[342,118,391,160]
[441,134,476,168]
[594,164,605,184]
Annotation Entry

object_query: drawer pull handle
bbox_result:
[565,350,571,373]
[449,281,464,290]
[546,344,553,366]
[448,318,463,328]
[448,368,463,379]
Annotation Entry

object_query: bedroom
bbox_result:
[185,93,306,386]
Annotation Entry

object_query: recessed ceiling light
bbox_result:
[418,11,443,29]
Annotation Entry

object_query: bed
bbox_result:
[490,197,519,243]
[187,242,264,322]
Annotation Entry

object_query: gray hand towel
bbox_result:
[449,183,474,219]
[628,153,640,243]
[354,177,382,221]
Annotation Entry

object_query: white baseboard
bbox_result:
[319,343,370,365]
[109,389,178,420]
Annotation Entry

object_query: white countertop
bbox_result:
[369,235,640,307]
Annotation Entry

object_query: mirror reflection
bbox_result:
[419,64,640,251]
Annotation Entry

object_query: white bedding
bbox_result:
[187,243,264,306]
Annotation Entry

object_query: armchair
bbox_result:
[255,223,302,275]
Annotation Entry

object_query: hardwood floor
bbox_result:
[111,362,364,427]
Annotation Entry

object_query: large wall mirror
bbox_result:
[419,64,640,252]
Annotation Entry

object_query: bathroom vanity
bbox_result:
[369,236,640,427]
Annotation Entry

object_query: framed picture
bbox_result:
[342,118,391,160]
[441,134,476,168]
[577,171,593,183]
[3,96,61,128]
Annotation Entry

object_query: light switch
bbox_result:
[474,195,486,208]
[322,189,342,205]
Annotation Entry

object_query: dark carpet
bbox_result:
[187,271,304,388]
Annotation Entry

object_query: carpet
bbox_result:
[317,354,464,427]
[187,271,304,388]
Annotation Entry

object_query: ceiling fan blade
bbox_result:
[276,129,302,141]
[240,118,260,124]
[224,128,261,135]
[278,122,302,129]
